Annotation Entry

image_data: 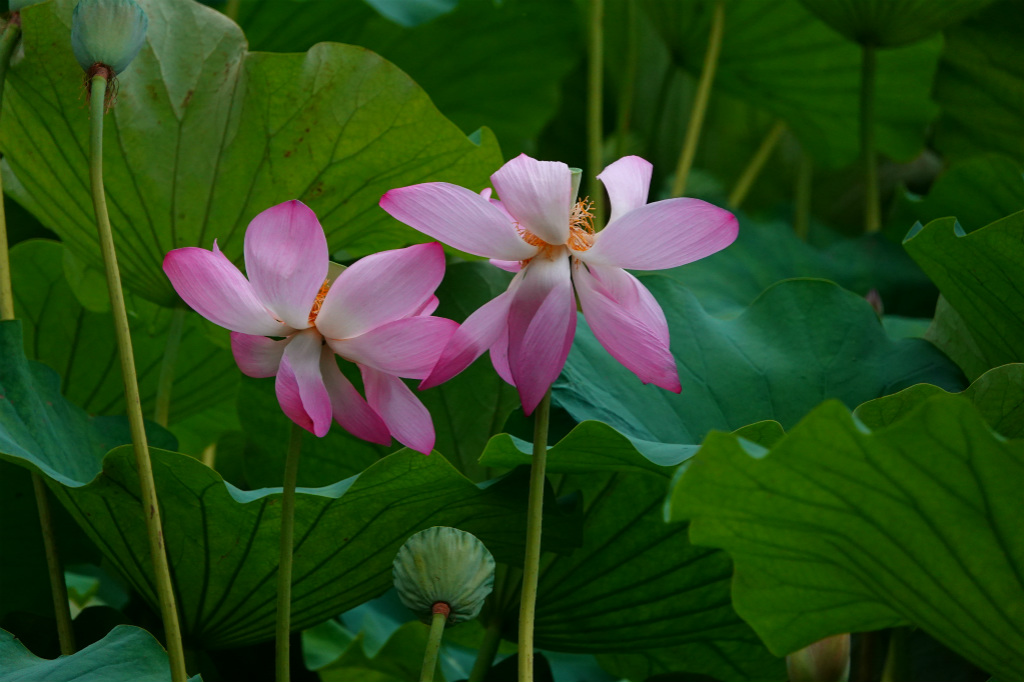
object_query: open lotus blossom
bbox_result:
[381,154,738,414]
[163,200,456,454]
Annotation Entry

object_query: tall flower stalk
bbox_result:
[275,423,303,682]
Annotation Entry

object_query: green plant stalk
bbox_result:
[615,0,639,160]
[587,0,605,227]
[794,150,813,240]
[153,306,186,427]
[88,73,188,682]
[1,19,76,658]
[861,45,880,234]
[671,0,724,198]
[517,389,551,682]
[728,120,786,208]
[467,618,503,682]
[419,608,448,682]
[224,0,241,22]
[275,422,304,682]
[880,628,909,682]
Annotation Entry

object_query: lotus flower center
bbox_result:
[308,278,332,325]
[519,198,595,259]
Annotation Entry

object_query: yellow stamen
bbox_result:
[308,278,331,325]
[517,197,596,260]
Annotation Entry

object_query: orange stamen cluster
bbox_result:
[516,197,596,259]
[308,278,331,325]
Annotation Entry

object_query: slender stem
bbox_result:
[153,306,186,427]
[880,628,908,682]
[728,120,785,208]
[615,0,638,160]
[861,44,880,234]
[201,442,217,469]
[88,73,187,682]
[419,605,449,682]
[468,618,503,682]
[517,390,551,682]
[586,0,605,227]
[0,20,22,321]
[794,150,813,240]
[275,422,304,682]
[31,473,76,654]
[670,0,724,198]
[855,631,879,682]
[224,0,241,21]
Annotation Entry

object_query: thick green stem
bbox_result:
[615,0,638,160]
[517,390,551,682]
[670,0,724,198]
[728,120,785,209]
[153,306,186,427]
[861,45,880,234]
[275,422,304,682]
[419,606,449,682]
[794,150,813,240]
[468,618,503,682]
[88,73,187,682]
[586,0,605,227]
[32,473,76,654]
[0,20,21,321]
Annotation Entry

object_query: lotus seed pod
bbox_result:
[71,0,148,74]
[393,526,495,626]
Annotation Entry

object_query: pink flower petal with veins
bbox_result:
[597,156,652,224]
[230,332,288,378]
[491,154,572,246]
[280,329,333,437]
[320,348,391,445]
[328,316,458,380]
[362,366,435,455]
[243,200,328,330]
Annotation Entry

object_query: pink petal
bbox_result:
[319,348,391,445]
[419,284,517,389]
[327,316,458,380]
[380,183,537,261]
[163,247,289,336]
[414,295,440,317]
[243,200,328,330]
[489,259,523,273]
[230,332,288,378]
[275,357,314,434]
[508,256,577,415]
[279,329,332,437]
[491,154,572,246]
[573,263,680,392]
[361,366,435,455]
[315,243,445,340]
[597,156,653,224]
[490,325,514,385]
[581,198,738,271]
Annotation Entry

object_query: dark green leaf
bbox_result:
[797,0,995,47]
[668,394,1024,681]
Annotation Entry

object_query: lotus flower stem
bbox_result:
[0,16,77,658]
[468,618,503,682]
[794,150,813,240]
[275,422,304,682]
[586,0,605,227]
[518,389,551,682]
[671,0,724,198]
[419,604,450,682]
[614,0,638,161]
[87,72,187,682]
[861,45,880,234]
[729,120,786,209]
[153,306,186,427]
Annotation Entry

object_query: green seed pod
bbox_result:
[392,527,495,626]
[71,0,148,74]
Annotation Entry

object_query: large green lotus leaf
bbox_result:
[904,211,1024,378]
[641,0,941,167]
[10,239,238,452]
[890,155,1024,235]
[553,278,965,460]
[0,0,501,306]
[479,421,785,682]
[933,0,1024,163]
[853,363,1024,437]
[235,0,581,153]
[668,394,1024,681]
[924,296,991,382]
[0,625,200,682]
[797,0,995,46]
[656,215,935,317]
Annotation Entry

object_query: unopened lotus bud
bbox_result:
[393,526,495,626]
[71,0,147,75]
[865,289,884,318]
[786,633,851,682]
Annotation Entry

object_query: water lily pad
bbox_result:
[0,0,501,305]
[668,394,1024,681]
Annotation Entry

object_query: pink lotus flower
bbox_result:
[380,154,738,414]
[163,200,456,454]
